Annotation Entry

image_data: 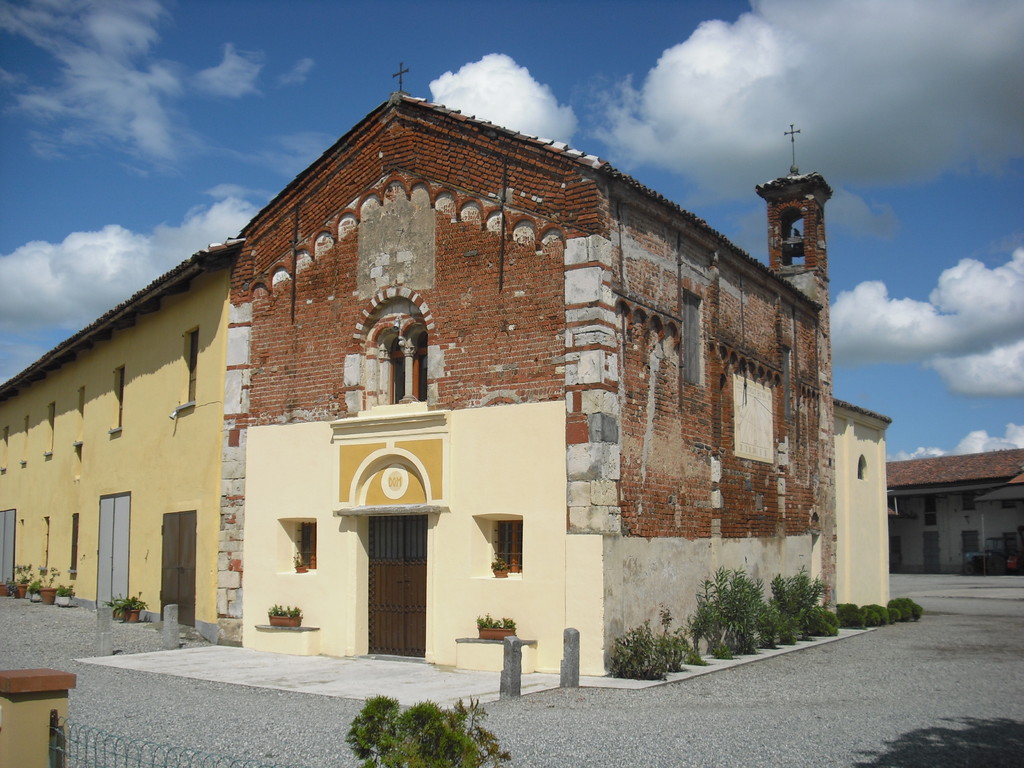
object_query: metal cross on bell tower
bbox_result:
[785,124,801,174]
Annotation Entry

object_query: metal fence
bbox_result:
[51,719,308,768]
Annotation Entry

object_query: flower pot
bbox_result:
[39,587,57,605]
[0,583,8,597]
[56,595,72,607]
[294,565,308,574]
[478,627,515,640]
[123,608,141,623]
[29,591,41,602]
[492,570,508,579]
[270,615,301,627]
[16,584,28,599]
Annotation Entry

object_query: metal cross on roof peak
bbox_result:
[785,124,801,174]
[392,62,410,94]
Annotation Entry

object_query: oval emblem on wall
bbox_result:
[381,465,409,500]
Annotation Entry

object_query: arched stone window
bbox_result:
[857,454,868,480]
[364,297,430,407]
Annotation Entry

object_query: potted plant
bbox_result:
[294,554,308,574]
[491,556,509,578]
[14,564,32,598]
[0,581,8,597]
[39,567,59,604]
[268,604,302,627]
[477,614,516,640]
[55,584,75,607]
[119,594,147,622]
[27,579,42,602]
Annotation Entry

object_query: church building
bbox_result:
[220,95,839,674]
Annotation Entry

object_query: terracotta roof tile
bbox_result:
[887,448,1024,489]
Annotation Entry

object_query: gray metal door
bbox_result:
[0,509,14,582]
[97,493,130,603]
[923,530,940,573]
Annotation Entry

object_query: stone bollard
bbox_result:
[560,627,580,688]
[162,604,179,650]
[0,668,76,768]
[96,605,113,657]
[499,636,522,700]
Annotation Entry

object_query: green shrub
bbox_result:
[862,604,889,627]
[887,597,923,622]
[805,605,839,637]
[346,695,510,768]
[887,604,902,622]
[836,603,865,628]
[610,608,697,679]
[689,568,765,656]
[609,621,666,680]
[770,569,827,639]
[711,642,733,660]
[756,603,783,649]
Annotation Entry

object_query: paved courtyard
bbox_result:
[2,574,1022,767]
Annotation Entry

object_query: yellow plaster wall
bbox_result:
[0,270,229,627]
[834,406,890,606]
[242,400,608,673]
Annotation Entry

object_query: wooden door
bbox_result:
[97,493,130,604]
[161,511,197,626]
[368,515,427,657]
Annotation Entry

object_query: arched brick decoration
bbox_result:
[512,219,536,245]
[339,213,358,238]
[272,267,291,287]
[353,287,436,341]
[460,201,481,222]
[295,250,312,273]
[315,232,334,258]
[435,192,456,216]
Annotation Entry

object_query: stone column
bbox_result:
[560,628,580,688]
[96,605,113,656]
[162,604,179,650]
[499,636,522,699]
[400,337,416,403]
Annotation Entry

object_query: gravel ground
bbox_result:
[2,578,1023,767]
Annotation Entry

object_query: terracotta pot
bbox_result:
[123,608,141,622]
[492,570,508,579]
[270,615,301,627]
[294,565,308,574]
[16,584,28,598]
[39,587,57,605]
[0,583,8,597]
[478,627,515,640]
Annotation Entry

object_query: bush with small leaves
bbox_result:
[836,603,865,628]
[346,695,510,768]
[887,604,902,622]
[770,569,827,640]
[888,597,923,621]
[862,604,889,627]
[756,603,783,649]
[711,642,733,660]
[609,621,667,680]
[805,605,839,637]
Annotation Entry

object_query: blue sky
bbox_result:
[1,0,1021,460]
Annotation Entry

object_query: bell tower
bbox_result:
[756,170,832,302]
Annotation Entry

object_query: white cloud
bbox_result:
[953,423,1024,454]
[194,43,262,98]
[429,54,577,142]
[0,197,258,336]
[278,57,314,87]
[833,248,1024,396]
[598,0,1024,210]
[0,0,183,160]
[890,423,1024,459]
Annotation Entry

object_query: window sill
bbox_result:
[108,427,122,436]
[72,441,83,448]
[43,451,53,458]
[171,401,196,419]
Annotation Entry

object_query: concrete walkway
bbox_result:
[77,629,862,707]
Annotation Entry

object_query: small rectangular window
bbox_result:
[70,512,80,572]
[298,522,317,569]
[924,512,937,526]
[495,520,523,573]
[186,328,199,402]
[114,366,126,428]
[46,402,56,454]
[682,292,701,385]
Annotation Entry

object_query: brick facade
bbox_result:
[216,96,836,633]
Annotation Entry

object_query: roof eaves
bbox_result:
[0,240,243,403]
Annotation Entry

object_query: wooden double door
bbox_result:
[368,515,427,657]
